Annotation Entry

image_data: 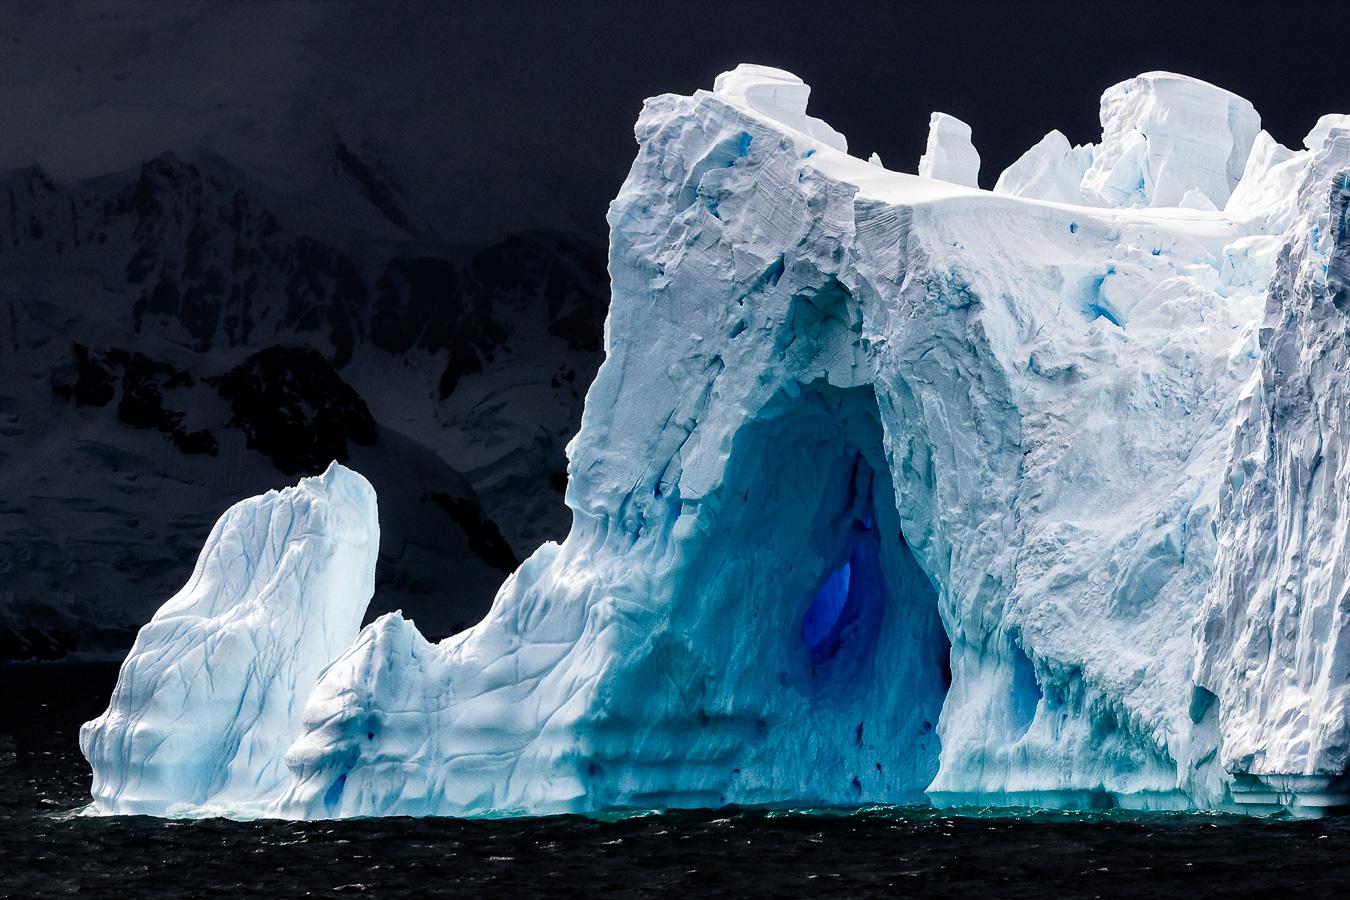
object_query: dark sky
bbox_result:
[2,0,1343,241]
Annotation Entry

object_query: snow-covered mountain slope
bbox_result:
[0,2,614,244]
[83,66,1350,818]
[0,155,607,658]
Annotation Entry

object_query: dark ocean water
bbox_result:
[4,663,1349,899]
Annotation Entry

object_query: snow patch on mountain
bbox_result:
[0,155,607,658]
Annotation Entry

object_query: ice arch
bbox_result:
[618,381,953,806]
[275,383,958,817]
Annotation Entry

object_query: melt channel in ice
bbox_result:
[82,64,1350,819]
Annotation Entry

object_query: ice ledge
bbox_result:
[1229,774,1350,819]
[712,63,848,153]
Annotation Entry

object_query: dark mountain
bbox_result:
[0,154,607,659]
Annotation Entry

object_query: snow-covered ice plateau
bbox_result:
[82,65,1350,818]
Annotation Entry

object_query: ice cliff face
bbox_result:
[83,65,1350,818]
[1195,132,1350,803]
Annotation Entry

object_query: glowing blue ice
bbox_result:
[803,557,852,659]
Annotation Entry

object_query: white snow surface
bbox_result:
[84,66,1350,818]
[993,129,1092,204]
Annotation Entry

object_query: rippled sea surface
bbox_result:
[4,663,1350,899]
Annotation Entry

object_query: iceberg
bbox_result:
[83,65,1350,818]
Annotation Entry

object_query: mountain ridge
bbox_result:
[0,151,609,659]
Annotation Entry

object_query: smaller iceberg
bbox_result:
[79,463,378,816]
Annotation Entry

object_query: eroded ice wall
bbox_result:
[1195,131,1350,813]
[83,65,1350,818]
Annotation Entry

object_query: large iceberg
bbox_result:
[83,65,1350,818]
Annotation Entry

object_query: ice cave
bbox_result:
[81,65,1350,819]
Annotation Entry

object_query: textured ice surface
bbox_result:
[1082,72,1260,209]
[80,464,378,816]
[996,72,1260,212]
[1196,134,1350,785]
[85,66,1350,818]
